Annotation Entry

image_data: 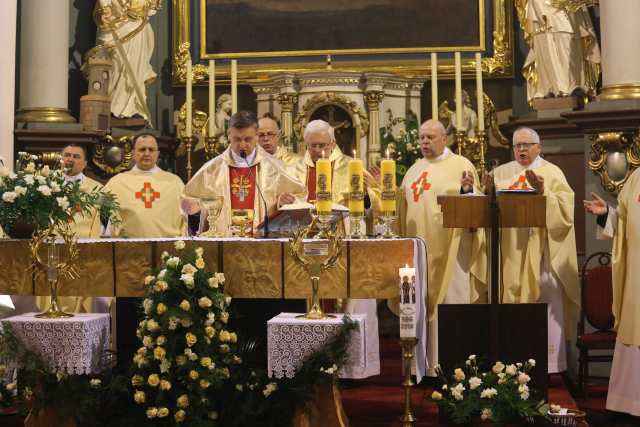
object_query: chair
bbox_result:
[577,252,616,398]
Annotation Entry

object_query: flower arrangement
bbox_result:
[428,355,549,425]
[0,152,119,236]
[380,110,421,182]
[130,240,241,424]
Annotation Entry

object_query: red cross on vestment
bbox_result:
[509,175,531,190]
[410,171,432,202]
[135,182,160,208]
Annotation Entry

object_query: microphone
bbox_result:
[240,150,269,238]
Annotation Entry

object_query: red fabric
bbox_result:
[577,330,617,350]
[307,166,316,202]
[583,265,615,330]
[229,166,256,210]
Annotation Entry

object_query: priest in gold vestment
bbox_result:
[399,119,487,374]
[183,111,305,236]
[258,114,301,167]
[493,127,579,373]
[584,169,640,416]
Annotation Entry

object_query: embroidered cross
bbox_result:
[232,176,251,202]
[410,171,432,202]
[135,182,160,208]
[509,175,530,190]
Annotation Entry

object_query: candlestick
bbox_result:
[186,60,193,138]
[231,60,238,114]
[454,52,462,131]
[475,52,484,132]
[315,155,332,214]
[208,60,216,136]
[431,53,438,121]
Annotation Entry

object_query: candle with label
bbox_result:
[399,264,417,338]
[315,152,332,213]
[348,150,364,214]
[380,150,396,213]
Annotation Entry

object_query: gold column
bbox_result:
[277,93,298,145]
[364,91,384,166]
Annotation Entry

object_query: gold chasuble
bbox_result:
[68,175,102,238]
[274,145,302,167]
[493,159,580,333]
[98,168,187,237]
[399,151,487,320]
[291,146,381,210]
[184,146,306,236]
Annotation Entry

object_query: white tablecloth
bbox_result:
[267,313,366,379]
[2,313,111,374]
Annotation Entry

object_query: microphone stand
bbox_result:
[240,150,269,238]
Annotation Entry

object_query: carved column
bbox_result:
[0,0,17,166]
[15,0,75,123]
[600,0,640,100]
[365,91,384,165]
[277,93,298,146]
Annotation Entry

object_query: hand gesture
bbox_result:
[461,170,474,194]
[583,192,608,216]
[368,166,381,182]
[482,173,494,195]
[278,192,296,207]
[525,170,544,194]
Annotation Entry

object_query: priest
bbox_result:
[584,169,640,416]
[258,113,301,166]
[399,119,487,375]
[492,127,580,373]
[183,110,305,236]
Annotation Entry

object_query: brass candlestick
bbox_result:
[475,129,488,178]
[182,136,197,180]
[399,337,418,426]
[454,130,466,156]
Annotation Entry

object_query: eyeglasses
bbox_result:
[514,143,538,150]
[258,131,279,139]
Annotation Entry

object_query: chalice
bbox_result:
[199,196,224,237]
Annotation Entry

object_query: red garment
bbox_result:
[307,166,316,202]
[230,166,257,209]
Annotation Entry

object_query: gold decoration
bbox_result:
[551,0,598,13]
[589,131,640,195]
[482,0,513,75]
[92,134,133,175]
[364,91,385,111]
[277,93,298,113]
[173,42,208,84]
[14,107,76,124]
[175,101,209,140]
[400,337,418,426]
[600,84,640,101]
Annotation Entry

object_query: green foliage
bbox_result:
[380,111,421,183]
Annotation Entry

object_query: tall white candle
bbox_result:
[454,52,462,131]
[231,59,238,114]
[431,53,438,121]
[475,52,485,132]
[208,60,216,136]
[185,60,193,138]
[399,264,417,338]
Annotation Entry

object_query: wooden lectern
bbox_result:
[437,193,549,397]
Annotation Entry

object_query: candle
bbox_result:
[431,53,438,121]
[208,60,216,136]
[348,150,364,214]
[185,60,193,138]
[399,264,417,338]
[315,153,332,213]
[454,52,462,131]
[475,52,484,132]
[231,60,238,114]
[380,151,396,213]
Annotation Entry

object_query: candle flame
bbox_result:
[386,147,390,159]
[353,149,357,158]
[405,264,409,268]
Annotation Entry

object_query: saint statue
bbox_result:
[93,0,162,122]
[439,90,478,146]
[213,94,233,147]
[516,0,600,102]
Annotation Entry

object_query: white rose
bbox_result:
[180,274,195,289]
[142,335,153,348]
[263,382,278,397]
[158,269,167,280]
[24,175,34,185]
[195,247,204,257]
[517,373,530,385]
[454,368,465,382]
[505,364,517,376]
[469,376,482,390]
[198,297,213,308]
[40,165,50,177]
[144,275,155,285]
[50,182,61,193]
[36,175,47,185]
[90,378,101,388]
[181,263,197,275]
[37,185,52,196]
[205,312,215,326]
[174,240,186,250]
[56,196,70,210]
[215,272,225,283]
[220,311,229,323]
[208,276,219,288]
[14,186,26,196]
[481,408,492,421]
[161,251,169,262]
[0,166,9,177]
[492,361,505,374]
[24,163,36,174]
[225,295,232,305]
[480,388,498,399]
[468,354,476,361]
[528,359,536,367]
[166,257,180,268]
[2,192,17,203]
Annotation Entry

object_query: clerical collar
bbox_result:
[425,147,451,163]
[132,165,161,174]
[64,173,85,183]
[231,149,257,167]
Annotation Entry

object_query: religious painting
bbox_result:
[310,105,355,155]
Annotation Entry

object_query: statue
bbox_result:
[212,94,233,147]
[516,0,600,102]
[439,90,478,146]
[92,0,162,122]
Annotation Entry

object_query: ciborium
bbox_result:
[199,196,224,237]
[288,221,343,320]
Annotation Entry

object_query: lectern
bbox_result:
[437,192,549,397]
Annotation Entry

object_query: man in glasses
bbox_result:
[491,126,579,374]
[258,113,301,166]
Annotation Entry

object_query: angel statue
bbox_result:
[438,90,478,146]
[92,0,162,123]
[516,0,600,102]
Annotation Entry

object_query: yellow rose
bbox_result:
[200,357,213,369]
[157,407,169,418]
[179,300,190,311]
[220,344,230,353]
[147,374,160,387]
[229,332,238,343]
[131,375,144,387]
[156,303,167,315]
[431,391,443,401]
[160,380,172,391]
[174,409,186,422]
[219,330,231,342]
[199,379,210,389]
[195,258,205,269]
[185,332,197,347]
[133,390,146,404]
[146,407,158,418]
[154,347,166,360]
[176,394,189,408]
[175,355,187,366]
[189,370,199,380]
[156,335,166,346]
[205,326,216,338]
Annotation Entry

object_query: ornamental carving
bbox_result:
[589,132,640,195]
[93,135,134,175]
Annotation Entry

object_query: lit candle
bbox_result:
[348,150,364,214]
[399,264,417,338]
[475,52,484,132]
[431,53,438,121]
[454,52,463,131]
[185,60,193,138]
[208,60,216,136]
[315,152,332,213]
[380,149,396,213]
[231,60,238,114]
